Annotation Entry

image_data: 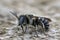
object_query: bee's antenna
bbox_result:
[10,11,18,19]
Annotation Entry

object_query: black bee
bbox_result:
[10,11,51,36]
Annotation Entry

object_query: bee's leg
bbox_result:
[42,27,45,34]
[35,25,39,37]
[21,25,24,33]
[41,21,45,32]
[25,25,28,33]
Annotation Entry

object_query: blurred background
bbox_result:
[0,0,60,40]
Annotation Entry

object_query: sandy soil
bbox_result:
[0,0,60,40]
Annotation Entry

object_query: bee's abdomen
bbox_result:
[40,17,49,31]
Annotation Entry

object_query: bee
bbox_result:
[10,11,51,36]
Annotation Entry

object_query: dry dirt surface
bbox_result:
[0,0,60,40]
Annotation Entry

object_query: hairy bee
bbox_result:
[10,11,52,36]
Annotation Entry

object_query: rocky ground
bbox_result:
[0,0,60,40]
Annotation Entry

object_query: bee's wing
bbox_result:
[44,17,52,22]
